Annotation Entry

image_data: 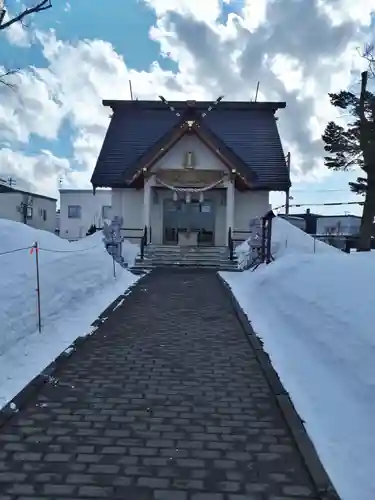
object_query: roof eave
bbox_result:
[102,99,286,112]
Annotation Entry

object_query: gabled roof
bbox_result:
[91,100,290,191]
[121,113,258,187]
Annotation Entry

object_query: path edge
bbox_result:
[217,273,340,500]
[0,275,145,430]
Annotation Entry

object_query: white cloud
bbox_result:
[0,29,205,198]
[0,66,64,143]
[145,0,375,181]
[0,0,375,200]
[143,0,223,22]
[317,0,375,26]
[241,0,269,31]
[2,10,31,47]
[0,148,70,196]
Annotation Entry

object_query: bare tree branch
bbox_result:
[0,1,52,31]
[0,69,19,90]
[360,44,375,78]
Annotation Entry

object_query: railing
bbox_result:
[229,212,275,270]
[232,230,251,244]
[98,227,144,241]
[228,227,234,260]
[140,226,148,260]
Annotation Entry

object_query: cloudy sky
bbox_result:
[0,0,374,214]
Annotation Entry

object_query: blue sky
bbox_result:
[0,0,369,214]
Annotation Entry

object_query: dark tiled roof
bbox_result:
[91,100,290,191]
[93,108,180,187]
[0,184,57,201]
[203,110,288,189]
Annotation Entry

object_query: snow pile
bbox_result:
[270,216,339,257]
[235,216,339,269]
[0,220,139,409]
[222,227,375,500]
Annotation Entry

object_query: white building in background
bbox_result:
[59,189,112,240]
[316,214,361,236]
[0,184,57,232]
[279,215,306,232]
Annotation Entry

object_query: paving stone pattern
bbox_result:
[0,270,319,499]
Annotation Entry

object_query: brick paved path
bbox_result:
[0,270,320,500]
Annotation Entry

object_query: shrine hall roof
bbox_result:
[91,100,290,191]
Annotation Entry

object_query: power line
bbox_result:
[290,188,351,193]
[274,200,363,210]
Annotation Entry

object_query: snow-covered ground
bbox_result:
[235,215,339,269]
[222,217,375,500]
[0,220,139,409]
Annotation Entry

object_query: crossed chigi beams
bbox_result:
[158,95,224,123]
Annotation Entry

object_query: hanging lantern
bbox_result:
[173,190,178,201]
[199,191,204,204]
[185,192,191,204]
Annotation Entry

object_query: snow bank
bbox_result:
[271,216,339,257]
[235,216,339,268]
[222,220,375,500]
[0,220,139,409]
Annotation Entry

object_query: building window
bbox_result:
[102,205,111,220]
[27,206,33,219]
[39,208,47,221]
[68,205,82,218]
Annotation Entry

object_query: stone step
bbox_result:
[143,254,232,261]
[148,245,228,249]
[140,252,235,259]
[145,250,229,257]
[136,259,237,267]
[130,263,241,272]
[137,244,240,271]
[144,247,228,255]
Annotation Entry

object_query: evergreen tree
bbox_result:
[349,176,367,196]
[322,71,375,250]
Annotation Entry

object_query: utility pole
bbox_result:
[19,196,33,225]
[285,152,291,215]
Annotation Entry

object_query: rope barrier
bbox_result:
[38,242,102,253]
[0,246,32,257]
[0,241,102,257]
[0,237,114,334]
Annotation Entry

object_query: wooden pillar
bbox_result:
[226,180,235,236]
[143,176,153,243]
[285,152,291,215]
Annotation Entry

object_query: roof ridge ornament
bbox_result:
[200,95,224,118]
[158,96,181,117]
[158,95,225,122]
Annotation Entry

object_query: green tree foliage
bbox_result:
[322,72,375,250]
[349,176,367,196]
